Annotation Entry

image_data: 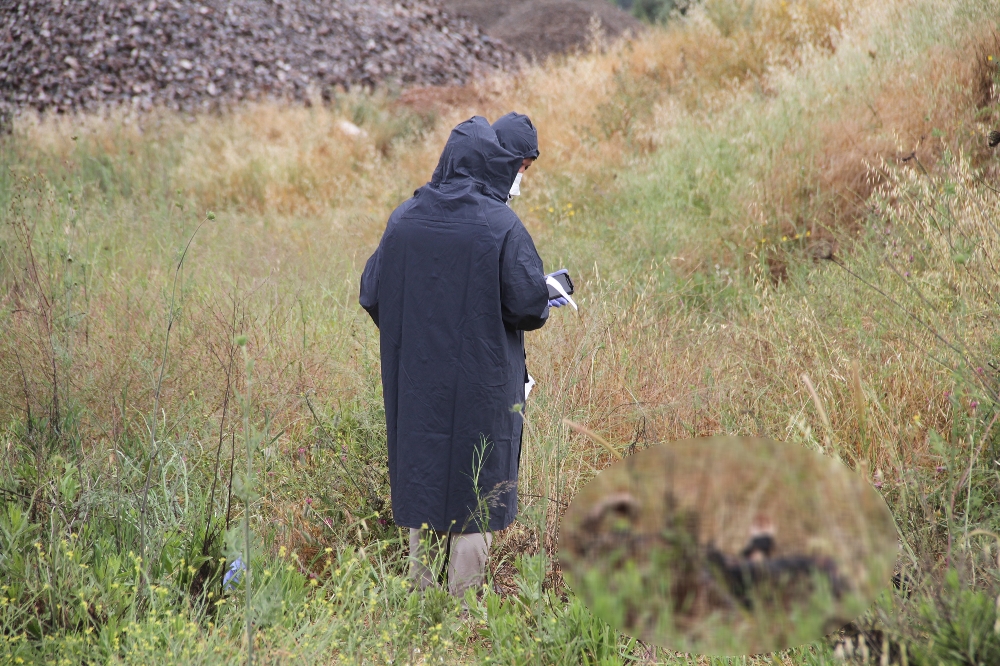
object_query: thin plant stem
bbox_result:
[241,338,254,666]
[944,412,998,570]
[138,213,210,584]
[801,373,836,457]
[304,394,380,508]
[205,290,239,550]
[849,360,867,450]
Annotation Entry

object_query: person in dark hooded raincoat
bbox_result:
[359,114,551,596]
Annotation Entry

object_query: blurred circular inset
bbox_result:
[558,436,898,656]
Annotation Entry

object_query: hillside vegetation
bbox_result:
[2,0,1000,663]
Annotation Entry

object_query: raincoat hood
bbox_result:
[492,112,540,161]
[430,116,524,202]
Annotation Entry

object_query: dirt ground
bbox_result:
[441,0,643,60]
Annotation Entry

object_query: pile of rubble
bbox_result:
[0,0,515,118]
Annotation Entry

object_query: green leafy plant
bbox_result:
[909,569,1000,666]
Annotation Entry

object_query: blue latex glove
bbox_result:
[546,268,570,279]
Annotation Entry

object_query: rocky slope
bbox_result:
[0,0,514,118]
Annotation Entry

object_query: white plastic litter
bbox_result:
[338,119,366,137]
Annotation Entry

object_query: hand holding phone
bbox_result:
[545,269,577,311]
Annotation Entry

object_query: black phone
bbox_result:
[547,271,575,300]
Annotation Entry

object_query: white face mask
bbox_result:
[509,172,522,198]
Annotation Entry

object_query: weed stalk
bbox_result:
[238,332,254,666]
[138,212,210,591]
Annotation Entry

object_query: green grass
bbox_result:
[2,0,1000,663]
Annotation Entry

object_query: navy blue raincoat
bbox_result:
[359,116,550,533]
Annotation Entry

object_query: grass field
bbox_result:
[2,0,1000,663]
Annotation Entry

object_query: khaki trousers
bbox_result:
[408,527,492,598]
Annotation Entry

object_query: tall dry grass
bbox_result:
[2,0,994,539]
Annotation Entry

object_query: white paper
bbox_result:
[525,373,536,400]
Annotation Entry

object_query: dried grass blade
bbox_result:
[802,373,833,453]
[562,418,623,461]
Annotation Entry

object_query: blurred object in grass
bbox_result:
[559,436,898,655]
[224,557,245,591]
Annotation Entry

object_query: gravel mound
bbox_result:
[441,0,642,60]
[0,0,514,119]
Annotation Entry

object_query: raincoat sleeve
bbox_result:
[359,244,381,329]
[500,221,550,331]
